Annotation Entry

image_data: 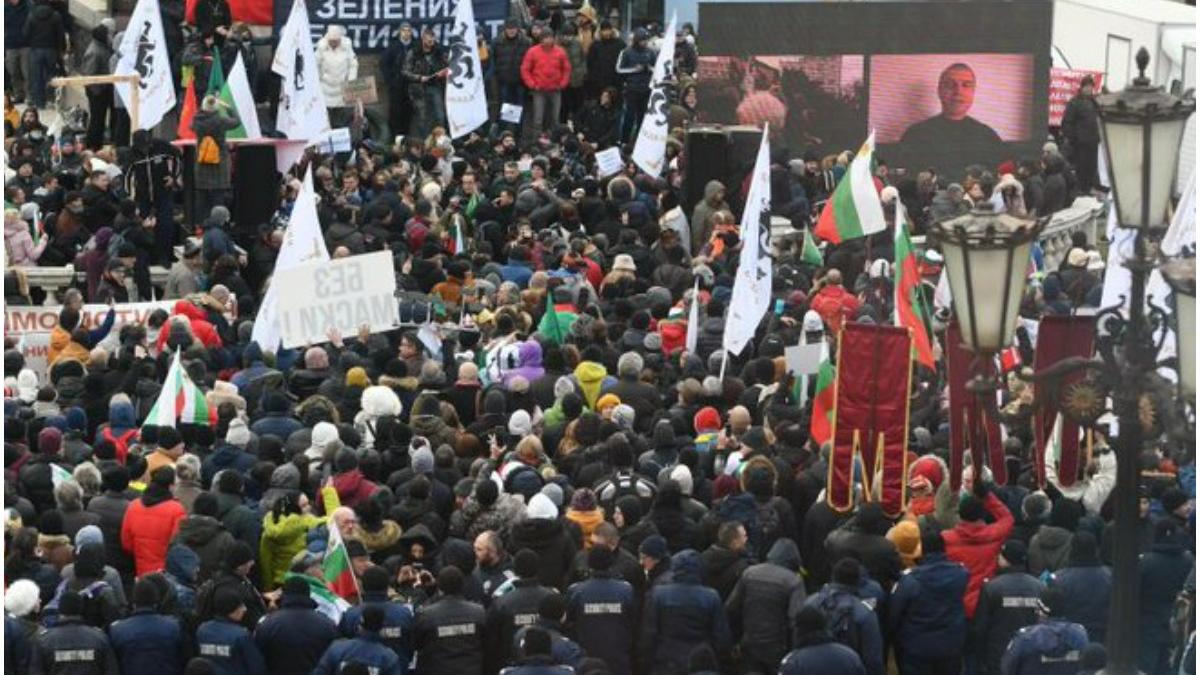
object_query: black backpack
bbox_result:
[818,590,864,655]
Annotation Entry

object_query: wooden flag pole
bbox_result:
[50,74,141,131]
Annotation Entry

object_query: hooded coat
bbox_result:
[258,511,323,589]
[725,538,808,667]
[641,549,732,675]
[172,514,235,583]
[501,341,545,390]
[943,491,1014,618]
[689,181,728,255]
[510,516,576,590]
[315,26,359,107]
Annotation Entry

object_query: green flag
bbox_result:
[206,48,225,97]
[801,227,823,267]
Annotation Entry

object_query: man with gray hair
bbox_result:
[606,351,658,433]
[173,453,204,513]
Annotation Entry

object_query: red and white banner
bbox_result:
[4,302,174,336]
[1049,68,1104,127]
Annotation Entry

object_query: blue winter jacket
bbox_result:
[779,633,868,675]
[252,595,340,674]
[108,609,187,675]
[340,591,416,670]
[641,549,732,675]
[1000,619,1088,675]
[887,552,969,660]
[312,632,403,675]
[195,617,267,675]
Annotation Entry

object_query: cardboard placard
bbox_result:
[275,251,400,348]
[342,77,378,105]
[595,147,624,177]
[500,103,523,124]
[785,342,825,376]
[316,128,353,154]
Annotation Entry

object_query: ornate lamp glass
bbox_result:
[1096,48,1195,230]
[929,205,1043,355]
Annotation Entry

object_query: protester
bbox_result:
[1,11,1194,675]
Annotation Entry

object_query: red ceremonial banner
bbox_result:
[946,321,1005,492]
[1032,315,1096,488]
[1049,68,1105,127]
[826,323,914,517]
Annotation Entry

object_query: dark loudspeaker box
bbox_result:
[683,125,731,218]
[232,143,281,247]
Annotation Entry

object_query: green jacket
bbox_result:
[259,512,324,589]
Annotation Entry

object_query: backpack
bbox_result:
[197,136,220,165]
[818,591,863,655]
[753,499,782,558]
[45,579,111,628]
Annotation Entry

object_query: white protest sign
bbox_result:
[275,250,400,348]
[785,342,824,377]
[316,128,353,154]
[4,301,175,335]
[500,103,523,124]
[595,147,624,178]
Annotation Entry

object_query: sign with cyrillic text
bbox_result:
[275,250,399,348]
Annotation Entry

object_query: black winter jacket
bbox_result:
[510,518,576,590]
[725,539,808,667]
[413,593,487,675]
[971,568,1045,675]
[492,32,531,85]
[23,2,64,50]
[565,570,637,675]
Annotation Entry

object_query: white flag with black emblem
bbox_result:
[113,0,176,130]
[723,124,772,357]
[252,166,331,351]
[272,0,329,142]
[446,0,488,138]
[631,13,677,175]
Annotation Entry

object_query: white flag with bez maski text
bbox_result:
[252,166,331,351]
[114,0,176,130]
[272,0,329,142]
[631,12,677,175]
[722,124,773,357]
[445,0,488,139]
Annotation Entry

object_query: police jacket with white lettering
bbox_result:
[486,578,558,672]
[29,617,119,675]
[971,569,1045,675]
[107,609,186,675]
[413,593,487,675]
[640,550,732,675]
[252,595,340,674]
[999,619,1088,675]
[312,632,403,675]
[194,617,267,675]
[339,591,416,667]
[565,570,636,675]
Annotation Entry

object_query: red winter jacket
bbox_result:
[121,491,187,576]
[318,469,379,513]
[520,44,571,92]
[809,284,861,334]
[942,491,1014,618]
[156,300,224,350]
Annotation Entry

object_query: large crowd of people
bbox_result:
[2,1,1197,675]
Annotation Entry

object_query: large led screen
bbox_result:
[697,1,1053,179]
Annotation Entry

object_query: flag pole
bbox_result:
[719,349,729,380]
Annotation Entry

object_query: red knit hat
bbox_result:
[694,406,721,433]
[908,455,945,491]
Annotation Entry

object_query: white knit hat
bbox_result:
[225,418,251,448]
[526,493,558,520]
[670,464,694,496]
[312,422,339,448]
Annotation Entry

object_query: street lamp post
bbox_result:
[932,46,1194,675]
[1094,47,1193,675]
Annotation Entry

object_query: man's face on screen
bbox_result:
[938,66,976,121]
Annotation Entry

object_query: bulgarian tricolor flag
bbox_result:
[283,572,351,623]
[145,350,211,428]
[814,132,886,244]
[893,208,936,369]
[214,52,262,139]
[809,343,835,446]
[322,520,358,601]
